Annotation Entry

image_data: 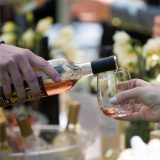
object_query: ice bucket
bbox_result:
[1,125,93,160]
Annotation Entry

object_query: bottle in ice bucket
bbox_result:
[0,122,13,154]
[0,108,13,155]
[0,108,6,124]
[0,56,118,107]
[16,113,48,152]
[52,100,85,160]
[53,100,80,148]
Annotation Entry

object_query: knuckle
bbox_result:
[38,57,48,67]
[7,58,15,66]
[26,74,37,82]
[22,67,34,76]
[15,52,26,60]
[0,58,15,69]
[132,78,137,82]
[24,49,34,57]
[18,49,32,59]
[24,49,31,54]
[135,87,141,93]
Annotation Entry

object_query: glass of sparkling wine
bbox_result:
[97,68,133,118]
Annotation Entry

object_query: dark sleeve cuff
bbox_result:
[0,41,5,44]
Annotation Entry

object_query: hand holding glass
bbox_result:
[97,68,133,118]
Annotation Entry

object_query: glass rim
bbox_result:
[7,125,92,158]
[97,67,131,84]
[97,67,130,76]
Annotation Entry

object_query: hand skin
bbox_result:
[0,44,60,101]
[111,79,160,122]
[70,0,112,22]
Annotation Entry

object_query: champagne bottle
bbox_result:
[0,122,13,160]
[0,108,6,124]
[0,108,13,156]
[53,100,80,148]
[16,113,48,152]
[0,56,118,107]
[53,100,85,159]
[66,100,80,133]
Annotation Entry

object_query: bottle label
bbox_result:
[0,77,47,107]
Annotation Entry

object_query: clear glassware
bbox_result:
[97,68,133,118]
[4,125,93,160]
[0,56,117,107]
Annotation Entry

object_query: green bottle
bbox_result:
[125,120,151,148]
[0,122,13,160]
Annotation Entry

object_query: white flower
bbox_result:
[113,31,131,45]
[118,136,160,160]
[0,33,17,45]
[20,29,35,49]
[54,26,74,47]
[113,43,132,56]
[2,21,17,33]
[36,17,53,35]
[142,38,160,70]
[113,31,139,75]
[52,26,80,61]
[143,38,160,57]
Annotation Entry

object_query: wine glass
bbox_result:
[97,68,133,118]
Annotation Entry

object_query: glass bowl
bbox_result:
[3,125,94,160]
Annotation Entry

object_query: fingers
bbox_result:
[111,87,141,104]
[0,65,11,98]
[117,79,150,91]
[17,54,41,99]
[7,59,26,101]
[113,112,145,121]
[0,47,60,103]
[112,104,146,121]
[28,50,60,82]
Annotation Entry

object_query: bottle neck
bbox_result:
[77,62,93,77]
[66,123,80,133]
[0,123,7,144]
[77,56,118,77]
[91,56,118,74]
[0,108,6,123]
[66,101,80,133]
[17,114,33,138]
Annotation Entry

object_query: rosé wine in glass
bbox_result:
[97,68,133,118]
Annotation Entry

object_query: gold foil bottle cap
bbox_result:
[17,114,33,138]
[0,122,7,143]
[67,100,80,127]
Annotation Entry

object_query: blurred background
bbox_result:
[1,0,160,160]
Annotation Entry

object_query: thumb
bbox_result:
[110,88,140,104]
